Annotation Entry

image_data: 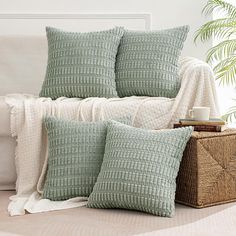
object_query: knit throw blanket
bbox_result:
[5,57,220,216]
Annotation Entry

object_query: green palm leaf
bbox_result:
[214,55,236,85]
[203,0,236,18]
[222,103,236,122]
[194,18,236,42]
[206,39,236,64]
[195,0,236,123]
[195,0,236,87]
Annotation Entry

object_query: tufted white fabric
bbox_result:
[5,57,220,216]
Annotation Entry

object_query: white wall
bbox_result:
[0,0,211,59]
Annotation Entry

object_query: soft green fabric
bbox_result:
[40,27,124,99]
[87,121,193,217]
[115,26,189,98]
[43,116,130,201]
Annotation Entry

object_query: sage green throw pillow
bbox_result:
[40,27,124,99]
[115,26,189,98]
[42,116,130,201]
[87,121,193,217]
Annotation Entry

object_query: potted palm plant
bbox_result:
[194,0,236,122]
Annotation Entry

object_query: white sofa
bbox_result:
[0,36,220,191]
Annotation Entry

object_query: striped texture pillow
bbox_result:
[87,121,193,217]
[115,26,189,98]
[40,27,124,99]
[42,116,131,201]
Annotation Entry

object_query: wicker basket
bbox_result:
[176,129,236,208]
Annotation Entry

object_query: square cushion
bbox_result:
[40,27,124,99]
[42,116,130,201]
[115,26,189,98]
[87,121,192,217]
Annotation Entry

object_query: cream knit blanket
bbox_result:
[5,57,220,216]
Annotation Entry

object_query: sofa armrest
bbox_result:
[169,57,220,124]
[0,96,11,136]
[179,56,214,84]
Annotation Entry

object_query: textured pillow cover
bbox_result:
[42,116,131,201]
[39,27,124,99]
[115,25,189,98]
[87,121,193,217]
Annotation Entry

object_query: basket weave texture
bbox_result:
[176,129,236,208]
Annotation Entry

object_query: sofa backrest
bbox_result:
[0,36,47,96]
